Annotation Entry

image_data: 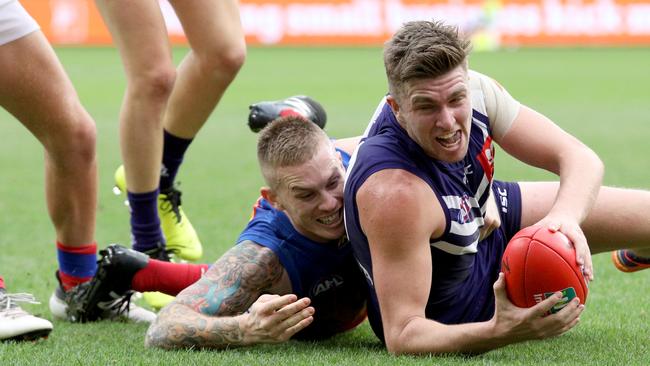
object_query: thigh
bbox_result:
[170,0,245,53]
[0,31,79,141]
[519,182,650,253]
[95,0,172,76]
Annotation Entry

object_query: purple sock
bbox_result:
[160,130,193,192]
[128,189,165,252]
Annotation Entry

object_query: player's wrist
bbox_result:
[236,312,257,345]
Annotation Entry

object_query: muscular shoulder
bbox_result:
[357,169,443,238]
[469,69,520,141]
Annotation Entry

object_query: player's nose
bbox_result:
[436,106,455,128]
[319,192,340,211]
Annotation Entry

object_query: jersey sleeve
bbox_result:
[471,70,521,141]
[237,198,283,250]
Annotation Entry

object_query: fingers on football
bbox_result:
[534,295,583,337]
[549,297,583,336]
[532,291,563,318]
[566,230,593,281]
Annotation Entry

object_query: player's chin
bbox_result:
[432,140,468,162]
[316,223,346,242]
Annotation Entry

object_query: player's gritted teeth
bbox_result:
[317,209,342,226]
[436,130,462,148]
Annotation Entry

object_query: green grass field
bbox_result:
[1,46,649,365]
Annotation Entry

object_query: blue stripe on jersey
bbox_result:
[472,109,489,124]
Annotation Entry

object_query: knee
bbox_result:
[71,114,97,161]
[130,66,177,102]
[198,41,247,81]
[47,107,97,165]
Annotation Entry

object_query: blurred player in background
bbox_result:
[344,19,650,355]
[95,0,247,293]
[0,0,154,340]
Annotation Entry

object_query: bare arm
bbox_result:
[358,170,583,355]
[145,241,314,349]
[497,105,604,280]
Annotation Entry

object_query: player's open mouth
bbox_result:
[317,209,341,226]
[436,130,461,148]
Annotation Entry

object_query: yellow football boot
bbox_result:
[142,291,175,311]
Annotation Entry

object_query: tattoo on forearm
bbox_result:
[145,303,244,349]
[144,242,284,349]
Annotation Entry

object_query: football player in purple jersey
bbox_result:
[344,19,650,355]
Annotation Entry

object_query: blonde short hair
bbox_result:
[257,116,329,189]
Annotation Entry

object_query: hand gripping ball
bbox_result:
[501,226,588,313]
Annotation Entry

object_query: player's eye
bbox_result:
[327,177,340,189]
[450,94,466,106]
[296,192,315,200]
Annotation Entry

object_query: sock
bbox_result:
[0,276,5,291]
[128,189,165,252]
[56,241,97,291]
[131,260,209,295]
[160,130,193,192]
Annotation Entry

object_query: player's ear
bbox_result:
[261,187,283,210]
[386,95,401,119]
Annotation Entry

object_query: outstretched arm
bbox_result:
[497,105,604,280]
[145,241,314,349]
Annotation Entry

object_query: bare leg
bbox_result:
[519,182,650,256]
[164,0,246,138]
[95,0,176,193]
[0,31,96,246]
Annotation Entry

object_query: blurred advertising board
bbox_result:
[20,0,650,46]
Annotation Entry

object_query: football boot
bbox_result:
[48,245,156,323]
[611,249,650,273]
[0,290,53,341]
[248,95,327,132]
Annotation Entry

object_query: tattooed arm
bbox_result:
[144,241,315,349]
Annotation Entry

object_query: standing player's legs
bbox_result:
[153,0,246,259]
[165,0,246,139]
[518,182,650,270]
[95,0,176,259]
[0,25,98,299]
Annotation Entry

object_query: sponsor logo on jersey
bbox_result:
[497,185,508,214]
[476,136,495,182]
[457,194,473,224]
[311,275,344,297]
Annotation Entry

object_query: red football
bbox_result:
[501,226,588,313]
